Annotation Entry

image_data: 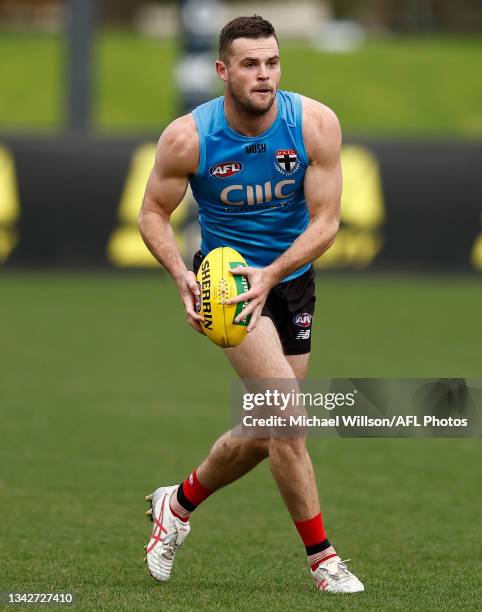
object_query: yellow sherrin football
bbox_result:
[196,247,251,348]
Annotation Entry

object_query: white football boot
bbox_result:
[144,486,190,582]
[311,556,364,593]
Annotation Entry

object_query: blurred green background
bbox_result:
[1,31,481,136]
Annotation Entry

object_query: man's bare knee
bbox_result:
[210,434,269,462]
[269,436,307,461]
[247,437,270,460]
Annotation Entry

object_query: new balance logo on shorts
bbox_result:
[296,329,311,340]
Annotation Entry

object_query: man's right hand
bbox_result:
[177,271,205,334]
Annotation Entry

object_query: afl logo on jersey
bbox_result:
[209,161,243,178]
[274,149,300,175]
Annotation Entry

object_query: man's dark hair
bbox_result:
[219,15,278,62]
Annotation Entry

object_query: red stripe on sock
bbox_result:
[311,553,337,571]
[169,504,190,522]
[294,513,327,547]
[182,469,212,507]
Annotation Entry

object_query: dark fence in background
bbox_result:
[0,135,481,272]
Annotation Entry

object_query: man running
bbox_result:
[138,15,364,594]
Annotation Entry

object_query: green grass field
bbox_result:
[0,271,481,610]
[1,30,481,136]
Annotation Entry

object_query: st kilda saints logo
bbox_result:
[209,161,243,178]
[274,149,300,175]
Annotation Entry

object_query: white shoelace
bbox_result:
[160,533,178,559]
[318,558,353,582]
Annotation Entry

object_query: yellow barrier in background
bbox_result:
[0,146,20,263]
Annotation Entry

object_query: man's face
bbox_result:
[217,36,281,116]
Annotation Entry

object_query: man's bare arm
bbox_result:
[228,97,342,330]
[138,114,204,332]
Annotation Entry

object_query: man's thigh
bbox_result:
[224,316,296,379]
[286,353,310,381]
[225,317,311,437]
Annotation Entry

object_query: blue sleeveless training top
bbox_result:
[190,90,310,282]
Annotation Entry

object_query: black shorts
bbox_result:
[193,251,315,355]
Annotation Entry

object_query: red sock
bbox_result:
[295,513,327,546]
[294,513,337,570]
[169,469,212,521]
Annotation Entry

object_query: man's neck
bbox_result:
[223,92,278,137]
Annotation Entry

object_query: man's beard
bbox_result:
[228,81,277,117]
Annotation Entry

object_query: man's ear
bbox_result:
[216,60,228,82]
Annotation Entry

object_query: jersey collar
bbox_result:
[219,91,282,141]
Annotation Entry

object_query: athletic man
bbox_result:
[138,15,364,593]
